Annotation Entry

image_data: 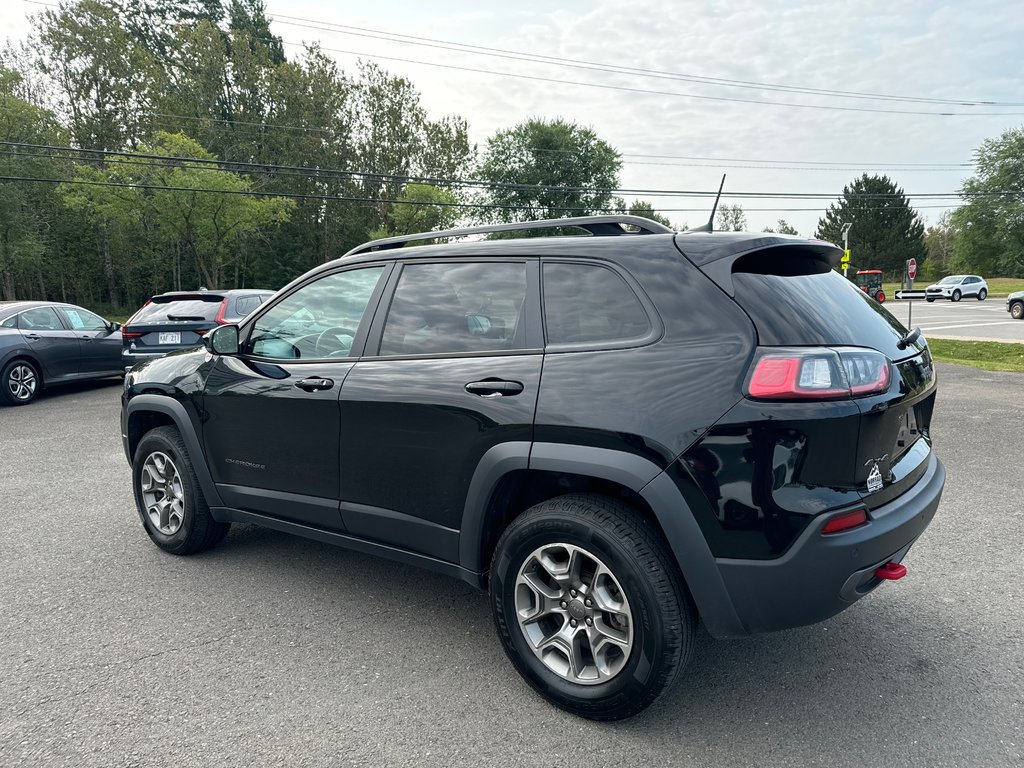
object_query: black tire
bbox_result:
[132,426,230,555]
[1011,301,1024,320]
[0,359,41,406]
[926,297,936,303]
[490,493,697,721]
[978,288,987,301]
[951,289,961,302]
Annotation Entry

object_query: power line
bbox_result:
[0,140,995,199]
[0,173,965,213]
[270,14,1023,108]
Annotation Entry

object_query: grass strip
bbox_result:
[928,338,1024,372]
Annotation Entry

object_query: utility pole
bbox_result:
[841,223,852,278]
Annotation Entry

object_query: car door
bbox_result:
[17,306,82,381]
[201,263,390,530]
[58,306,121,375]
[338,259,543,563]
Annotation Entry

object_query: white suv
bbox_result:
[925,275,988,302]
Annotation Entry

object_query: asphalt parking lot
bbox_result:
[1,368,1022,768]
[886,299,1023,343]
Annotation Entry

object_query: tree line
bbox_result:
[1,0,1020,311]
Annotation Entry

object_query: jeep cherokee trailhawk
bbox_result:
[121,216,944,720]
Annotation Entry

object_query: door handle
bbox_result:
[295,377,334,392]
[465,380,524,398]
[25,333,40,340]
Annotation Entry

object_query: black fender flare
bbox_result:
[123,394,223,507]
[459,441,746,638]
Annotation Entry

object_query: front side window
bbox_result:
[379,262,528,356]
[61,307,108,331]
[248,267,385,359]
[543,262,651,345]
[18,307,64,331]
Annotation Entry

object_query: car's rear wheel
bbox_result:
[1011,301,1024,320]
[490,493,696,721]
[132,426,229,554]
[952,289,962,302]
[1,359,40,406]
[978,288,987,301]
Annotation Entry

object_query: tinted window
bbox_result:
[61,307,107,331]
[133,297,223,323]
[543,262,651,345]
[1,315,16,328]
[732,269,919,360]
[249,267,384,359]
[379,262,527,356]
[19,307,64,331]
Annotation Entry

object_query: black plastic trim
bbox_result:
[342,501,460,562]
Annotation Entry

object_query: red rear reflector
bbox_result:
[875,562,907,580]
[820,509,868,535]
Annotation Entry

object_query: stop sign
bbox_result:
[907,258,918,280]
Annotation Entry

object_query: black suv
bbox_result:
[121,216,944,720]
[122,289,273,370]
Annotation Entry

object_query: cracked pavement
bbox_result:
[0,367,1021,767]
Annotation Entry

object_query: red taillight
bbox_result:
[215,299,229,325]
[746,348,891,401]
[820,508,868,535]
[121,329,143,339]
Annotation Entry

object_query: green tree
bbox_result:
[763,219,799,235]
[370,184,460,241]
[950,127,1024,277]
[475,118,621,222]
[923,210,955,277]
[626,200,672,228]
[716,204,746,231]
[816,174,925,274]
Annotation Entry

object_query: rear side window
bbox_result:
[234,295,263,317]
[133,297,223,323]
[543,262,651,345]
[18,307,64,331]
[732,267,913,359]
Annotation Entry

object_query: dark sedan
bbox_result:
[0,301,123,406]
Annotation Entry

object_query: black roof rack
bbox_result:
[344,215,674,256]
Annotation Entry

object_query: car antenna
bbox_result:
[687,174,726,233]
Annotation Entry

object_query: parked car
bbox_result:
[122,289,273,370]
[121,217,944,720]
[925,274,988,302]
[0,301,123,405]
[1007,290,1024,319]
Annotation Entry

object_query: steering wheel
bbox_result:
[314,326,358,357]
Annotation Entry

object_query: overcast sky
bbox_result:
[3,0,1023,235]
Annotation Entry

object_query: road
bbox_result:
[1,372,1022,768]
[885,298,1023,343]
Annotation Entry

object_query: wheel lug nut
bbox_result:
[585,598,593,607]
[570,589,577,598]
[570,619,577,628]
[560,600,567,608]
[585,617,593,626]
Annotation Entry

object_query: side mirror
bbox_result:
[206,324,240,355]
[108,321,122,333]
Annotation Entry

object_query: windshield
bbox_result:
[937,276,963,285]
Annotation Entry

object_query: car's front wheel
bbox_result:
[490,494,696,721]
[978,288,987,301]
[1011,301,1024,320]
[926,297,936,303]
[952,289,962,302]
[132,426,230,554]
[1,359,40,406]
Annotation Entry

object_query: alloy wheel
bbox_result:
[513,543,634,685]
[7,364,37,401]
[140,451,185,535]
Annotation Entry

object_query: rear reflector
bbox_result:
[746,347,891,401]
[820,508,868,535]
[874,562,907,580]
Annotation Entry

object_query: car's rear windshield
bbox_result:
[132,297,223,323]
[732,269,919,360]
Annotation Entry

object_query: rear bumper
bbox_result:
[714,451,944,635]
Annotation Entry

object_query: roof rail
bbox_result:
[344,215,674,256]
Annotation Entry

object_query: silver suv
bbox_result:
[925,274,988,302]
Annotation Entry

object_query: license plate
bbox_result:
[158,332,181,345]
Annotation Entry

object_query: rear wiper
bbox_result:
[897,327,922,350]
[166,314,206,321]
